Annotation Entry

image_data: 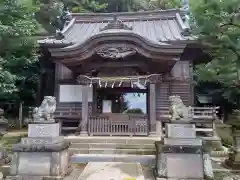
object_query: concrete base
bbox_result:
[202,136,223,151]
[7,123,72,180]
[7,150,72,180]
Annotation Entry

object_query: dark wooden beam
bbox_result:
[55,54,178,65]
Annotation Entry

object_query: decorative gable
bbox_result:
[100,15,133,31]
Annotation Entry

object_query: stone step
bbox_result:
[71,154,155,165]
[76,162,145,180]
[65,136,160,145]
[63,168,84,180]
[70,142,155,149]
[69,148,155,155]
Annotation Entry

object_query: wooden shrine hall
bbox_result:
[38,9,217,137]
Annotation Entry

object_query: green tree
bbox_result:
[107,0,181,12]
[0,0,39,103]
[125,108,144,114]
[35,0,108,33]
[192,0,240,110]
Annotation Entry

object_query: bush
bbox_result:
[216,125,233,148]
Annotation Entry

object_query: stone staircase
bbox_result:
[65,136,159,155]
[64,136,159,164]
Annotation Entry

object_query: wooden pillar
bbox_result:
[149,83,161,137]
[189,63,195,105]
[19,102,23,129]
[80,86,89,136]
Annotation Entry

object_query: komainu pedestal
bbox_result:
[0,108,11,166]
[224,111,240,169]
[7,122,72,180]
[6,96,72,180]
[155,123,206,180]
[155,96,214,180]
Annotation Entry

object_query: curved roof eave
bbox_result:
[48,31,188,58]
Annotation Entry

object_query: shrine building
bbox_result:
[38,9,214,137]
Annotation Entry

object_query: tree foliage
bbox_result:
[192,0,240,108]
[36,0,182,32]
[0,0,39,103]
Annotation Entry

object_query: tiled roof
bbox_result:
[38,9,193,49]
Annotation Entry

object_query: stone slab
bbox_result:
[71,154,155,165]
[18,152,51,175]
[77,162,145,180]
[159,153,204,179]
[6,175,64,180]
[29,120,56,124]
[64,169,84,180]
[164,138,202,146]
[21,137,64,145]
[161,145,203,154]
[10,150,71,177]
[28,123,60,137]
[166,123,196,138]
[12,141,70,152]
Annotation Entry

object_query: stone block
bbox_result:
[12,141,70,152]
[18,152,51,176]
[166,123,196,138]
[156,153,204,179]
[164,138,202,146]
[77,162,145,180]
[21,137,64,145]
[8,150,71,178]
[161,145,203,154]
[28,123,60,138]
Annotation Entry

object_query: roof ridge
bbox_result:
[71,8,184,18]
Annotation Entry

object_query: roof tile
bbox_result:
[39,9,193,48]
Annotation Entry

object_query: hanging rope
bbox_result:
[77,74,162,88]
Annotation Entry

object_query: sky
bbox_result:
[124,93,147,113]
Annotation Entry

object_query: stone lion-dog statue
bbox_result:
[32,96,56,121]
[169,95,192,121]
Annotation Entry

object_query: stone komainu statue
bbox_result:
[169,95,191,121]
[32,96,56,121]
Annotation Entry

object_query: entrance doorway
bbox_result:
[88,87,149,136]
[96,87,147,115]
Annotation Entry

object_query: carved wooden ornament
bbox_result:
[96,47,136,59]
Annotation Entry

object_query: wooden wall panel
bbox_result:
[171,61,190,80]
[55,102,93,117]
[55,63,73,80]
[170,81,192,106]
[155,82,170,119]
